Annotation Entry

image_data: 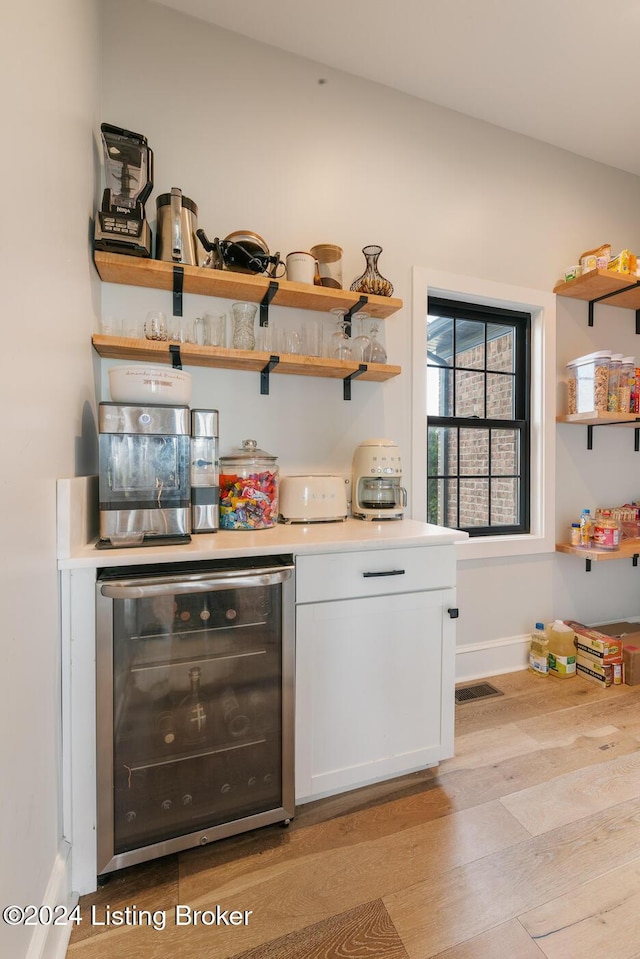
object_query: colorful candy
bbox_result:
[219,470,278,530]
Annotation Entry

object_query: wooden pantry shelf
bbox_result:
[93,251,403,320]
[556,539,640,568]
[92,335,401,383]
[554,269,640,312]
[557,412,640,427]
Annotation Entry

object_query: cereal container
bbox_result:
[607,354,623,411]
[619,356,635,413]
[566,360,578,414]
[219,439,279,530]
[572,350,611,413]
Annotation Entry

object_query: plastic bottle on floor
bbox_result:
[528,622,549,677]
[547,620,577,679]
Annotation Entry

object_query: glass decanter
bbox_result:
[350,245,394,297]
[328,308,353,360]
[363,322,387,363]
[351,312,371,362]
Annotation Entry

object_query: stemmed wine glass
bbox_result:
[363,322,387,363]
[328,308,353,360]
[351,312,371,362]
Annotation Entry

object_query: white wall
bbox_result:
[0,2,100,957]
[101,0,640,668]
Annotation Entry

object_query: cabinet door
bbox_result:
[295,587,455,803]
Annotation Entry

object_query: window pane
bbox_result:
[427,478,458,528]
[459,428,488,476]
[491,430,519,475]
[455,318,484,370]
[487,325,515,372]
[491,478,520,525]
[427,315,453,365]
[459,479,488,527]
[486,373,514,419]
[455,370,485,417]
[427,365,453,416]
[428,426,458,477]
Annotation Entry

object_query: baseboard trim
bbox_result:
[26,842,76,959]
[456,633,530,683]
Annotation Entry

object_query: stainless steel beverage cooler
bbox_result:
[95,556,295,875]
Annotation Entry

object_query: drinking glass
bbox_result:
[351,312,371,362]
[144,311,168,341]
[328,308,353,360]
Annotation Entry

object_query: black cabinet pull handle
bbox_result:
[362,569,406,578]
[448,608,459,619]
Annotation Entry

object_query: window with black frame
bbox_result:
[427,297,531,536]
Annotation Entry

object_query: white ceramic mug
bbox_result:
[286,251,318,285]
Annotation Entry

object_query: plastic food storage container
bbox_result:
[219,439,279,530]
[607,354,624,411]
[619,356,635,413]
[566,360,577,414]
[572,350,611,413]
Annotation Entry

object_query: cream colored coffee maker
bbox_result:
[352,439,407,520]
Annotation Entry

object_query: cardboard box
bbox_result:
[622,640,640,685]
[564,621,623,662]
[594,621,638,637]
[576,655,613,687]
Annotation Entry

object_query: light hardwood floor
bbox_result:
[66,671,640,959]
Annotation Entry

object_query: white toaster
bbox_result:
[279,475,348,523]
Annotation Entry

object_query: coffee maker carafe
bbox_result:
[352,439,407,521]
[94,123,153,257]
[98,403,191,547]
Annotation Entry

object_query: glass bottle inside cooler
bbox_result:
[180,667,208,746]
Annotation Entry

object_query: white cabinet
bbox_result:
[295,545,457,804]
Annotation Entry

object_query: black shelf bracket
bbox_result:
[172,265,184,316]
[585,558,592,572]
[633,554,639,567]
[587,425,593,450]
[584,420,640,450]
[587,280,640,327]
[169,344,182,369]
[260,355,280,394]
[344,295,368,337]
[260,281,279,327]
[343,363,367,401]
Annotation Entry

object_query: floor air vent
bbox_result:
[455,682,503,705]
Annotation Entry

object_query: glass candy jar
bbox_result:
[231,302,257,350]
[219,439,279,530]
[350,244,394,297]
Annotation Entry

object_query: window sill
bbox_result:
[455,532,555,561]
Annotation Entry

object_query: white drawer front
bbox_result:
[296,545,455,603]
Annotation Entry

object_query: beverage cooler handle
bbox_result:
[100,566,293,599]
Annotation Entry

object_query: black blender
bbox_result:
[94,122,153,257]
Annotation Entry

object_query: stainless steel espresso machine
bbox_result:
[94,123,154,257]
[352,438,407,520]
[98,403,191,548]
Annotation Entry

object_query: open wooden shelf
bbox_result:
[94,252,403,320]
[553,269,640,309]
[556,539,640,563]
[557,412,640,427]
[92,335,401,382]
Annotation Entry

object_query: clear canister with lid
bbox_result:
[566,360,577,414]
[593,509,620,550]
[219,439,279,530]
[607,353,624,411]
[619,356,635,413]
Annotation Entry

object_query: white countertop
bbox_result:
[58,516,466,569]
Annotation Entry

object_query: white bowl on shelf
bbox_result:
[108,365,192,406]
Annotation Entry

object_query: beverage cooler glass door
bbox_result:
[95,558,294,875]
